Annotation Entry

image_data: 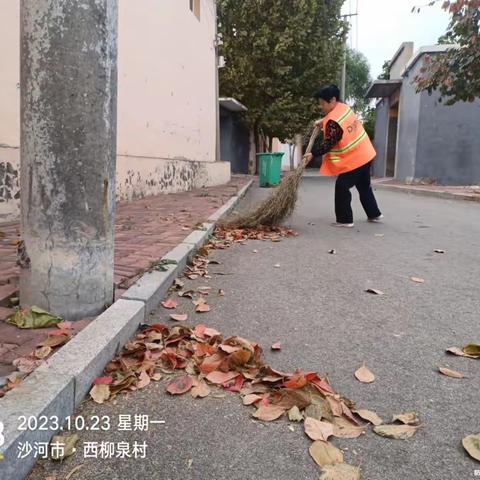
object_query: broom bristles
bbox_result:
[223,127,320,229]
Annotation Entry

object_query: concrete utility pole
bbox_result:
[340,12,358,102]
[20,0,118,320]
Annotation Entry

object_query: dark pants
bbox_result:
[335,161,381,224]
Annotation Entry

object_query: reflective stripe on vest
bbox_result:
[320,103,376,176]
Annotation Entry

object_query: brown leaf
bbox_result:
[196,303,211,313]
[304,417,334,441]
[319,463,361,480]
[271,342,281,350]
[218,289,225,296]
[161,299,177,309]
[89,384,110,404]
[438,367,465,378]
[309,441,344,468]
[353,409,383,426]
[242,393,263,405]
[326,396,343,417]
[166,375,194,395]
[365,288,384,295]
[354,364,375,383]
[332,417,365,439]
[137,370,151,389]
[12,357,43,373]
[373,424,419,439]
[42,334,70,348]
[170,314,188,322]
[191,378,211,398]
[34,346,52,359]
[392,412,419,425]
[462,433,480,462]
[252,405,285,422]
[410,276,425,283]
[206,371,239,385]
[446,346,478,359]
[272,389,311,410]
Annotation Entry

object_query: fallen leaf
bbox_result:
[41,334,70,348]
[196,303,211,313]
[434,249,445,253]
[304,417,334,441]
[374,424,419,439]
[89,384,110,404]
[332,417,365,439]
[218,289,225,296]
[319,463,361,480]
[309,441,344,468]
[50,433,79,460]
[57,321,73,330]
[166,375,194,395]
[243,394,263,405]
[93,376,113,385]
[354,364,375,383]
[186,458,193,469]
[65,465,83,480]
[374,233,384,238]
[328,249,336,254]
[178,290,195,299]
[462,433,480,462]
[271,342,281,350]
[304,403,327,421]
[170,314,188,322]
[34,346,52,359]
[288,406,304,422]
[353,409,383,426]
[191,378,211,398]
[12,357,43,373]
[410,276,425,283]
[161,299,177,309]
[439,367,465,378]
[7,306,62,329]
[446,346,478,359]
[365,288,384,295]
[274,264,281,268]
[137,370,151,389]
[392,412,419,425]
[463,343,480,358]
[252,404,285,422]
[253,249,258,253]
[174,278,185,289]
[206,371,239,385]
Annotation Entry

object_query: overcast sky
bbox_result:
[341,0,451,78]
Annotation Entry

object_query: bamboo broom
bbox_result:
[224,126,321,228]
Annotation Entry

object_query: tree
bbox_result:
[413,0,480,104]
[218,0,345,151]
[345,47,372,115]
[378,60,391,80]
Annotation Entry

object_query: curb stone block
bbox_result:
[37,299,145,407]
[0,371,74,480]
[122,267,177,316]
[161,243,194,272]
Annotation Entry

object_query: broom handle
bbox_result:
[299,126,321,168]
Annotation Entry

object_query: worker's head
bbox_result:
[314,84,341,115]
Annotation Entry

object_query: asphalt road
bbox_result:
[29,177,480,480]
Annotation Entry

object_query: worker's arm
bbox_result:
[304,120,343,164]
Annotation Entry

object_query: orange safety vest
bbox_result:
[320,102,376,176]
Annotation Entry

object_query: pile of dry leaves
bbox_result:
[89,322,425,479]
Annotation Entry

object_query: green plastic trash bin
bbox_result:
[257,152,284,187]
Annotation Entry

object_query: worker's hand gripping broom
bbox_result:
[224,127,321,228]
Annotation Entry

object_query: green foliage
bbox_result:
[413,0,480,104]
[362,106,376,141]
[345,47,372,114]
[378,60,391,80]
[218,0,345,146]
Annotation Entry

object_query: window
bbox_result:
[189,0,201,20]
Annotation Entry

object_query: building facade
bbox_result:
[0,0,230,222]
[367,42,480,186]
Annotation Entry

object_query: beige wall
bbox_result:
[0,0,229,222]
[390,42,414,80]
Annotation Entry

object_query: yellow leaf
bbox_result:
[463,343,480,358]
[319,463,361,480]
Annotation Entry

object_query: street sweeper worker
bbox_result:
[303,84,383,228]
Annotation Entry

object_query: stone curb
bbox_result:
[373,183,480,203]
[0,179,253,479]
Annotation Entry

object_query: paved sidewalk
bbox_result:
[0,177,250,379]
